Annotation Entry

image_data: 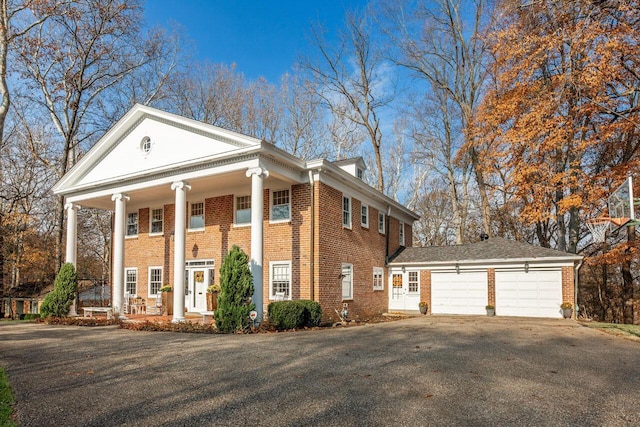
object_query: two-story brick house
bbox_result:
[53,104,419,322]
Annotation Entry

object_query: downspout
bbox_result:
[574,259,583,319]
[385,205,391,264]
[308,170,315,301]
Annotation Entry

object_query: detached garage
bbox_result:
[388,237,581,319]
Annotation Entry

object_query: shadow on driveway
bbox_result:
[1,316,639,426]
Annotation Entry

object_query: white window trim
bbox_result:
[378,212,385,234]
[400,221,405,246]
[407,270,420,294]
[125,267,138,297]
[149,207,164,236]
[373,267,384,291]
[269,260,292,300]
[342,195,352,229]
[270,187,292,224]
[126,212,138,238]
[148,266,163,297]
[341,263,353,300]
[188,201,205,231]
[361,203,369,228]
[233,194,252,227]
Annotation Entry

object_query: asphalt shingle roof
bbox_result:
[390,237,581,264]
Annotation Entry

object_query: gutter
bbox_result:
[308,170,315,301]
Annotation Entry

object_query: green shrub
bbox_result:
[21,314,41,321]
[40,263,78,318]
[215,246,255,333]
[267,300,322,330]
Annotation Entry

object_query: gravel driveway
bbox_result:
[1,316,639,426]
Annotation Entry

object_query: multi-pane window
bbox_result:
[373,267,384,290]
[270,262,291,299]
[271,189,290,221]
[189,202,204,229]
[149,267,162,296]
[361,204,369,228]
[400,221,405,246]
[235,195,251,224]
[342,196,351,228]
[151,208,163,234]
[125,269,137,296]
[357,168,364,180]
[127,212,138,236]
[341,263,353,300]
[408,271,419,293]
[378,212,385,234]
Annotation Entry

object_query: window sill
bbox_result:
[233,223,251,228]
[269,219,291,225]
[149,232,164,237]
[125,235,138,239]
[187,228,205,233]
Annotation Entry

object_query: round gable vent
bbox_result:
[140,136,152,156]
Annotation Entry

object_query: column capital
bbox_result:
[64,202,80,211]
[171,181,191,191]
[246,167,269,179]
[111,193,130,202]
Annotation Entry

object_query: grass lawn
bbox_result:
[0,368,16,427]
[581,322,640,339]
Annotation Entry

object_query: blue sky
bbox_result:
[144,0,370,83]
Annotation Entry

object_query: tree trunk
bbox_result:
[622,225,635,324]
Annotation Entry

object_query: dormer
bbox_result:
[332,157,366,181]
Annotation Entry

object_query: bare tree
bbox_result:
[16,0,174,270]
[303,9,395,192]
[381,0,494,236]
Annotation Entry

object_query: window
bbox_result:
[270,261,291,299]
[373,267,384,290]
[140,136,152,155]
[189,202,204,230]
[408,271,419,293]
[235,195,251,225]
[151,208,163,234]
[125,268,137,296]
[127,212,138,236]
[341,263,353,300]
[149,267,162,296]
[342,196,351,228]
[271,189,290,222]
[378,212,385,234]
[357,168,364,180]
[361,204,369,228]
[400,221,405,246]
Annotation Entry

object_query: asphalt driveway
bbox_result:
[1,316,639,426]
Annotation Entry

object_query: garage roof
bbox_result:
[390,237,582,264]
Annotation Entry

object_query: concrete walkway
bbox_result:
[1,316,639,426]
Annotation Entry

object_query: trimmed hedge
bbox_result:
[267,300,322,330]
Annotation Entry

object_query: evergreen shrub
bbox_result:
[268,300,322,330]
[40,263,78,318]
[215,246,255,333]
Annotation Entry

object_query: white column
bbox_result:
[111,193,129,317]
[246,167,269,320]
[171,181,190,323]
[64,202,80,316]
[64,203,79,266]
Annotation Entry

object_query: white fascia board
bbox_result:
[306,159,420,223]
[64,157,260,204]
[389,257,582,269]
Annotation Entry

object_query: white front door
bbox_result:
[187,268,207,312]
[388,270,421,311]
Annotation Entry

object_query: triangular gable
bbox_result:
[54,104,261,193]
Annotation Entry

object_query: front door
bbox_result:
[187,269,207,312]
[388,270,421,311]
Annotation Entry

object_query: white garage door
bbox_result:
[495,270,563,318]
[431,272,488,315]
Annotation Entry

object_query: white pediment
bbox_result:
[55,104,261,192]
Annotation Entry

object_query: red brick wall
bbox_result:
[420,270,431,314]
[562,266,575,319]
[120,181,406,320]
[487,268,496,306]
[315,183,388,321]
